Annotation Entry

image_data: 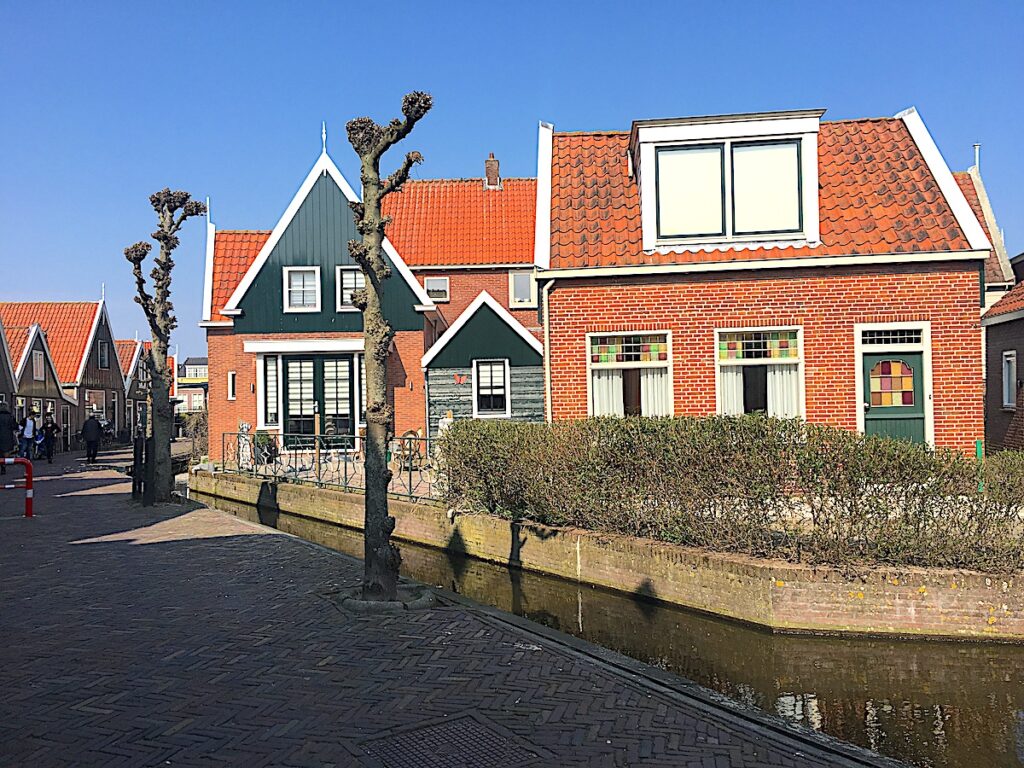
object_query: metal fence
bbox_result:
[218,432,439,501]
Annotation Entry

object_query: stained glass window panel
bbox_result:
[869,360,914,407]
[717,330,799,362]
[590,334,669,366]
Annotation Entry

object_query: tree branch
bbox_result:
[382,151,423,198]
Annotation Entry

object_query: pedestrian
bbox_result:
[19,410,38,460]
[0,401,15,475]
[41,414,60,464]
[81,413,102,464]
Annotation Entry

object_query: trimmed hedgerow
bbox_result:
[436,416,1024,573]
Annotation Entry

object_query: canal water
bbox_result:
[232,505,1024,768]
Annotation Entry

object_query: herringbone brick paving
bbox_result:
[0,455,898,767]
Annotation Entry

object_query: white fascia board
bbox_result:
[421,290,543,369]
[201,211,216,322]
[123,340,143,396]
[533,121,554,270]
[968,166,1014,282]
[13,324,37,381]
[72,301,106,386]
[223,150,435,313]
[540,249,989,280]
[982,307,1024,327]
[634,115,821,145]
[412,263,535,271]
[896,107,991,252]
[0,317,16,390]
[199,321,234,328]
[242,338,365,354]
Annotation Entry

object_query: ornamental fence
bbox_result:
[219,431,439,501]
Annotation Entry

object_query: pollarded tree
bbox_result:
[124,189,207,502]
[346,92,433,601]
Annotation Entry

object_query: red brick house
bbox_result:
[533,108,992,451]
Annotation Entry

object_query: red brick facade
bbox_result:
[547,263,984,453]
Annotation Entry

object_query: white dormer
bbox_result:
[630,109,824,253]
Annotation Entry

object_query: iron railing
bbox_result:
[219,431,438,500]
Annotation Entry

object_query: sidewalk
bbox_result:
[0,455,904,767]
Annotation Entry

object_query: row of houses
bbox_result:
[201,105,1023,458]
[0,301,179,447]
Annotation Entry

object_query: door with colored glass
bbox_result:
[862,352,925,443]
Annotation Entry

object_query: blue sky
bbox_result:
[2,1,1022,355]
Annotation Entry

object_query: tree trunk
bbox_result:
[147,346,175,502]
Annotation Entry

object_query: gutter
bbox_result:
[541,278,555,423]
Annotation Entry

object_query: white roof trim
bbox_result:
[421,291,544,369]
[896,107,991,252]
[71,301,107,386]
[982,306,1024,327]
[122,340,143,395]
[201,205,216,322]
[17,324,78,405]
[199,321,234,328]
[222,150,435,314]
[533,121,553,271]
[0,316,17,391]
[968,166,1014,283]
[243,338,365,354]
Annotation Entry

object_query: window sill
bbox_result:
[509,302,538,310]
[473,412,511,420]
[1001,406,1017,413]
[335,306,361,313]
[283,306,321,314]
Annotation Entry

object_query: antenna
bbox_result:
[134,329,138,341]
[973,143,981,172]
[101,282,105,300]
[322,121,327,153]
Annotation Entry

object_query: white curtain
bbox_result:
[590,369,624,416]
[640,368,671,417]
[767,364,800,418]
[718,366,744,415]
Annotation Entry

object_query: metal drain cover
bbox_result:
[359,711,548,768]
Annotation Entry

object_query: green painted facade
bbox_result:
[233,174,423,334]
[426,305,542,369]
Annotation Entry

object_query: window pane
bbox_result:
[657,146,724,237]
[288,270,317,308]
[285,359,315,434]
[511,273,533,304]
[339,268,365,307]
[265,356,278,425]
[424,278,449,301]
[732,142,801,234]
[590,334,668,366]
[1004,354,1017,408]
[475,361,507,414]
[718,330,798,361]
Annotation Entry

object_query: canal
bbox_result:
[224,502,1024,768]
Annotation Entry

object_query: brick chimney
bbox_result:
[484,152,501,190]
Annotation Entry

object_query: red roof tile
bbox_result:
[114,339,139,378]
[953,171,1007,284]
[549,119,974,269]
[383,178,537,267]
[0,302,101,384]
[4,325,31,373]
[210,231,271,323]
[985,281,1024,321]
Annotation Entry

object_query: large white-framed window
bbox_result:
[15,397,26,421]
[653,138,804,243]
[262,355,280,426]
[336,266,366,312]
[190,392,204,410]
[282,266,321,313]
[1003,351,1018,410]
[97,340,110,369]
[423,276,450,303]
[32,350,44,381]
[85,389,106,420]
[587,332,673,417]
[472,359,511,419]
[509,271,537,308]
[227,371,237,401]
[716,328,804,418]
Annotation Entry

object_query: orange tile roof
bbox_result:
[984,281,1024,321]
[382,178,537,267]
[114,339,139,377]
[953,171,1007,284]
[0,302,101,384]
[210,231,271,323]
[549,119,974,269]
[4,326,31,374]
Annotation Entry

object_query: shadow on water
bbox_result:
[217,500,1024,768]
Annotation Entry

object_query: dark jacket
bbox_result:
[0,409,14,453]
[81,417,102,442]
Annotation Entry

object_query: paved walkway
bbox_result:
[0,453,904,767]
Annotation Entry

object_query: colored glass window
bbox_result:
[590,334,669,366]
[869,360,915,407]
[717,330,798,362]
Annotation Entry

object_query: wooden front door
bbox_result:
[862,352,925,443]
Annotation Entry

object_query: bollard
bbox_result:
[2,458,33,517]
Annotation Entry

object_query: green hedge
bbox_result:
[436,416,1024,572]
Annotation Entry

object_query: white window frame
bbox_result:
[256,354,283,430]
[853,322,934,447]
[336,265,366,312]
[98,340,110,369]
[1002,350,1018,410]
[585,331,674,417]
[508,271,538,309]
[714,326,806,418]
[423,276,450,303]
[227,371,237,401]
[471,359,512,419]
[84,389,106,420]
[282,266,321,313]
[32,350,44,381]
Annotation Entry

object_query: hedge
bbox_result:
[435,416,1024,573]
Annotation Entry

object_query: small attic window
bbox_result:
[731,141,802,235]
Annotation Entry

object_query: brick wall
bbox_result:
[547,263,984,452]
[984,318,1024,451]
[207,327,426,461]
[414,268,540,334]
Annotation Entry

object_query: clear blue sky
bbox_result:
[2,1,1022,356]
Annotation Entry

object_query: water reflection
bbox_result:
[275,516,1024,767]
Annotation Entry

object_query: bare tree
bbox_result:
[125,189,207,502]
[346,92,433,601]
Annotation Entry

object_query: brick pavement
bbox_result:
[0,454,904,767]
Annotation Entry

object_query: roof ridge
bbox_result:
[401,177,537,184]
[553,130,630,136]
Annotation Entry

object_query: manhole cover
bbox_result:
[360,712,548,768]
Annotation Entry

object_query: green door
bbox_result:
[282,355,356,449]
[862,352,925,443]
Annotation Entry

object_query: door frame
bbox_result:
[853,322,934,447]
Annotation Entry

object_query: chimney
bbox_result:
[484,152,501,190]
[973,143,981,172]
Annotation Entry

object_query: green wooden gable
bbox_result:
[426,304,542,369]
[233,173,423,334]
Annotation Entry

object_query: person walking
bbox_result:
[0,402,15,475]
[41,414,60,464]
[81,413,102,464]
[19,410,38,460]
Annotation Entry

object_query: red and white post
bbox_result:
[2,458,33,518]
